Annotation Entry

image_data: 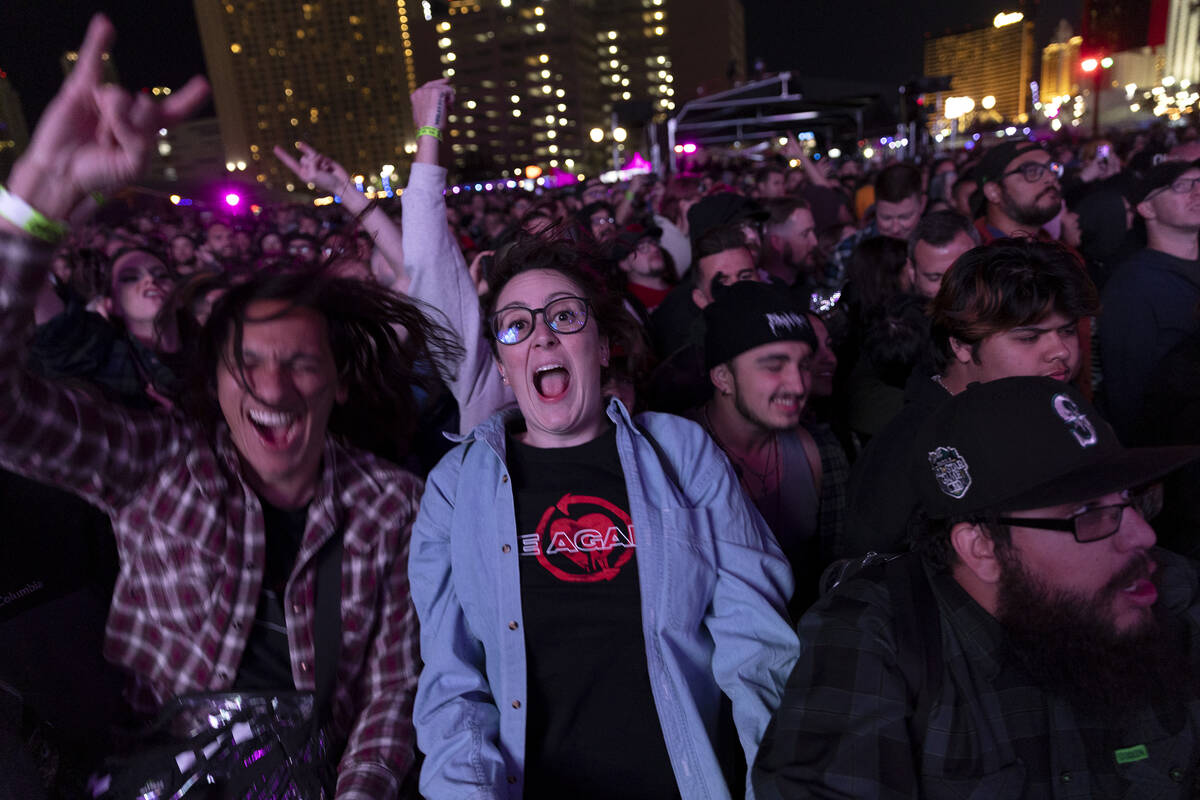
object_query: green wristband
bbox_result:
[0,185,68,244]
[417,125,443,141]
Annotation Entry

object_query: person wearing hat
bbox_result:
[974,140,1065,243]
[841,237,1100,560]
[696,281,826,615]
[1100,158,1200,442]
[753,375,1200,799]
[610,222,671,313]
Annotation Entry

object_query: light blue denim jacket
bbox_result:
[410,400,800,800]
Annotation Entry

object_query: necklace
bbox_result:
[931,373,951,393]
[702,406,781,500]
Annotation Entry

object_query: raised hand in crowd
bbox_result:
[411,78,455,165]
[275,140,409,290]
[4,14,208,228]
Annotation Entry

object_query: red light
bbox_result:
[916,96,925,106]
[1081,58,1099,72]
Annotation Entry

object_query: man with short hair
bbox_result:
[0,19,455,796]
[690,224,761,309]
[841,238,1100,558]
[610,222,671,313]
[762,197,819,289]
[1101,160,1200,441]
[974,141,1064,241]
[578,200,618,244]
[755,375,1200,799]
[904,210,978,299]
[830,163,926,286]
[755,164,787,199]
[696,281,824,613]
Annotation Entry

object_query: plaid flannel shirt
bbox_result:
[0,234,419,800]
[753,551,1200,799]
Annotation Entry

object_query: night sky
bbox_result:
[3,0,1081,126]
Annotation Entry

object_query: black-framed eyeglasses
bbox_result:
[994,484,1162,543]
[1149,176,1200,198]
[1001,161,1064,183]
[490,296,590,345]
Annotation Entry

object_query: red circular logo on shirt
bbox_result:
[526,493,636,583]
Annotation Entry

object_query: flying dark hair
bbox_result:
[182,267,463,462]
[929,237,1099,371]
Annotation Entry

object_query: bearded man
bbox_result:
[753,376,1200,799]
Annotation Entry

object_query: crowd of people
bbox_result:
[3,14,1200,800]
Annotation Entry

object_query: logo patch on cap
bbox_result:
[929,446,972,499]
[764,311,808,337]
[1052,394,1098,447]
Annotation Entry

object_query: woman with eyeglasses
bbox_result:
[409,233,799,800]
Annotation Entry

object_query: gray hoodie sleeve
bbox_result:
[401,162,514,433]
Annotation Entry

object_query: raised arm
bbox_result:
[273,141,409,291]
[400,79,513,432]
[0,15,208,511]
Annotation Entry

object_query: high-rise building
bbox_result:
[0,68,29,180]
[1041,22,1083,103]
[923,11,1036,127]
[194,1,435,192]
[667,0,745,100]
[426,0,608,178]
[420,0,740,178]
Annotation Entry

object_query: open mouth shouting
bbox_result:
[533,362,570,401]
[247,407,301,449]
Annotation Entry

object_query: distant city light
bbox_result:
[1081,58,1099,72]
[993,11,1023,28]
[169,194,181,205]
[981,95,996,110]
[613,127,627,143]
[589,127,605,143]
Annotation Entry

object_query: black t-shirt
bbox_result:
[234,499,307,691]
[507,425,680,800]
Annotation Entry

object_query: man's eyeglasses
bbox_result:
[635,238,659,253]
[994,484,1162,543]
[490,296,590,345]
[1149,176,1200,198]
[1001,161,1065,183]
